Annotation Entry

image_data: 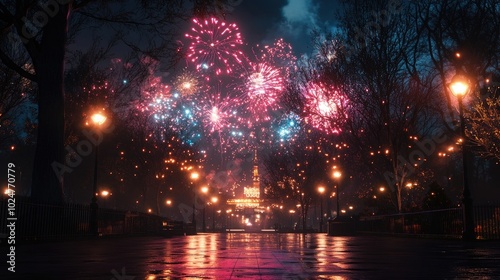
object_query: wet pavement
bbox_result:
[5,233,500,279]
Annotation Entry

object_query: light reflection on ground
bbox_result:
[14,233,500,279]
[141,233,500,279]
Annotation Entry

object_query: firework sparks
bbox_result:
[260,38,296,72]
[173,70,200,97]
[185,17,245,76]
[199,93,234,134]
[303,81,348,134]
[273,112,302,143]
[241,62,284,123]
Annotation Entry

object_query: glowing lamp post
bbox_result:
[190,171,199,229]
[165,199,172,219]
[448,73,475,241]
[211,196,218,231]
[333,170,342,219]
[318,186,325,232]
[89,112,107,237]
[100,190,111,208]
[201,186,208,232]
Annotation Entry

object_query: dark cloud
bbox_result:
[227,0,287,47]
[227,0,341,56]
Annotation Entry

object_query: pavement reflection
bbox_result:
[11,233,500,279]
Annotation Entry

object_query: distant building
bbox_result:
[226,149,268,229]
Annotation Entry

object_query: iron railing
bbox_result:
[357,204,500,240]
[0,198,188,243]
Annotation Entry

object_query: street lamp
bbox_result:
[165,199,172,219]
[189,171,199,229]
[333,170,342,219]
[201,186,208,232]
[89,112,107,237]
[318,186,325,232]
[448,73,475,241]
[211,196,218,231]
[99,190,111,208]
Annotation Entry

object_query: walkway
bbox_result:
[5,233,500,279]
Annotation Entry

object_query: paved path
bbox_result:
[3,233,500,279]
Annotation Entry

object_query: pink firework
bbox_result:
[245,62,284,110]
[200,93,234,134]
[185,17,245,76]
[303,81,348,134]
[260,38,296,70]
[136,75,172,114]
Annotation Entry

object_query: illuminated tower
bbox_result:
[252,149,260,194]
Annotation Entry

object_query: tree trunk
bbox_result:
[30,5,70,205]
[396,184,402,213]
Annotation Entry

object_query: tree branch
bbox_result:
[0,48,37,81]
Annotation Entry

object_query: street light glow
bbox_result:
[190,172,199,180]
[101,190,110,197]
[448,74,470,97]
[91,112,107,126]
[318,186,325,194]
[211,196,218,203]
[201,186,208,193]
[333,171,342,179]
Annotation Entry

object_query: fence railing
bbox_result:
[357,204,500,240]
[0,198,189,243]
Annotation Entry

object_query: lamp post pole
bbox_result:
[212,208,215,231]
[333,170,342,220]
[336,185,340,218]
[449,73,475,241]
[89,112,106,237]
[318,186,325,232]
[320,197,324,232]
[190,172,199,231]
[457,96,475,241]
[211,197,218,232]
[192,201,196,229]
[90,142,99,236]
[201,186,208,232]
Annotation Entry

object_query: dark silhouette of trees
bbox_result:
[422,181,452,210]
[417,0,500,128]
[263,123,336,232]
[0,42,35,148]
[468,77,500,161]
[0,0,229,204]
[309,1,442,212]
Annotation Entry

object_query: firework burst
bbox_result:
[185,17,245,76]
[259,38,296,72]
[303,81,348,134]
[241,62,284,123]
[273,112,302,143]
[136,74,172,113]
[199,93,235,134]
[173,70,200,97]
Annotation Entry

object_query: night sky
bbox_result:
[2,0,500,219]
[216,0,341,55]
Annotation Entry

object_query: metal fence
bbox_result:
[357,204,500,240]
[0,198,188,243]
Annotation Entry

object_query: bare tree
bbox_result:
[417,0,500,127]
[263,122,334,232]
[314,0,443,212]
[468,79,500,161]
[0,0,229,204]
[0,43,34,148]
